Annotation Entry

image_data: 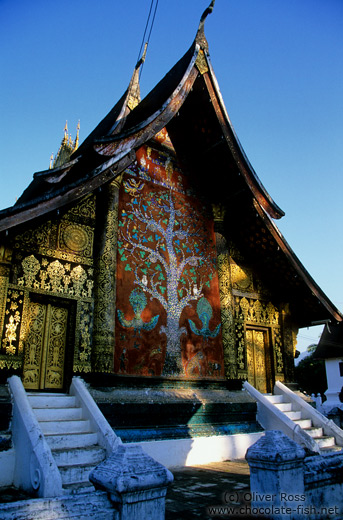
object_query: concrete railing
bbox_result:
[8,375,63,498]
[70,377,121,455]
[274,381,343,447]
[243,381,320,453]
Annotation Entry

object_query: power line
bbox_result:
[137,0,159,79]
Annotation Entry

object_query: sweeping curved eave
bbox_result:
[205,52,285,220]
[0,152,135,234]
[254,199,342,322]
[93,42,200,156]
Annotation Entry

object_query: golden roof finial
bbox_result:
[49,153,54,169]
[74,120,80,150]
[63,120,68,143]
[141,42,148,64]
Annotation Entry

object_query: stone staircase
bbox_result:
[27,392,107,494]
[264,393,341,453]
[243,380,343,454]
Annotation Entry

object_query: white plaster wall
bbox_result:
[324,358,343,411]
[0,449,15,487]
[128,432,264,468]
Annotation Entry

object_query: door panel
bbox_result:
[246,328,269,393]
[22,300,68,390]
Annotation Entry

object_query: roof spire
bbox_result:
[74,120,80,150]
[127,42,148,111]
[196,0,215,51]
[63,120,68,143]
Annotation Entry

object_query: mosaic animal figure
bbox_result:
[188,297,221,340]
[117,288,159,334]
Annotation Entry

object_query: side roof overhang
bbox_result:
[313,323,343,360]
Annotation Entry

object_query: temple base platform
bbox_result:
[85,375,264,467]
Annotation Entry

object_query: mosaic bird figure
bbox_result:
[188,297,221,339]
[117,288,159,334]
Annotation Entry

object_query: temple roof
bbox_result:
[0,4,341,328]
[313,323,343,359]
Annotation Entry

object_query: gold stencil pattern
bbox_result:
[246,329,267,393]
[18,255,93,299]
[217,243,237,378]
[22,301,68,390]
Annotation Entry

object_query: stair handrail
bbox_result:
[69,377,121,455]
[274,381,343,447]
[8,375,63,498]
[243,381,320,453]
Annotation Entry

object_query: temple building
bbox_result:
[0,6,341,399]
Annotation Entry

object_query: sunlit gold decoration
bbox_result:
[22,255,41,288]
[65,194,96,221]
[246,329,267,393]
[195,49,209,75]
[1,289,24,359]
[274,328,284,374]
[4,313,20,355]
[62,224,89,252]
[22,301,68,390]
[73,301,92,373]
[47,260,65,292]
[18,255,93,299]
[216,233,237,378]
[233,295,284,380]
[0,275,9,345]
[231,260,254,292]
[93,180,120,372]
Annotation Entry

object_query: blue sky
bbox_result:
[1,0,342,351]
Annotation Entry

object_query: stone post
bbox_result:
[246,430,306,520]
[90,444,173,520]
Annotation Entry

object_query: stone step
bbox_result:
[59,462,99,485]
[293,418,312,429]
[52,445,106,466]
[274,402,292,412]
[303,426,324,439]
[283,410,302,420]
[45,432,98,450]
[27,394,77,409]
[314,436,336,448]
[320,445,343,453]
[0,490,117,520]
[264,394,284,404]
[33,406,83,422]
[39,419,91,435]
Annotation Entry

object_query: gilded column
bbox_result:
[92,177,122,372]
[0,245,12,339]
[213,205,237,379]
[279,303,297,382]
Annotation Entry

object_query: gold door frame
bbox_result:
[246,326,274,393]
[22,294,75,391]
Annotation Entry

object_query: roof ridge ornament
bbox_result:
[127,42,148,112]
[196,0,216,51]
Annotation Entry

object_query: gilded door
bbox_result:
[246,328,268,393]
[22,300,68,390]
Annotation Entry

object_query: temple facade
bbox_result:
[0,12,341,395]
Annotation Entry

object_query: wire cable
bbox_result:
[137,0,159,79]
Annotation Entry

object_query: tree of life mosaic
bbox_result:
[115,145,224,377]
